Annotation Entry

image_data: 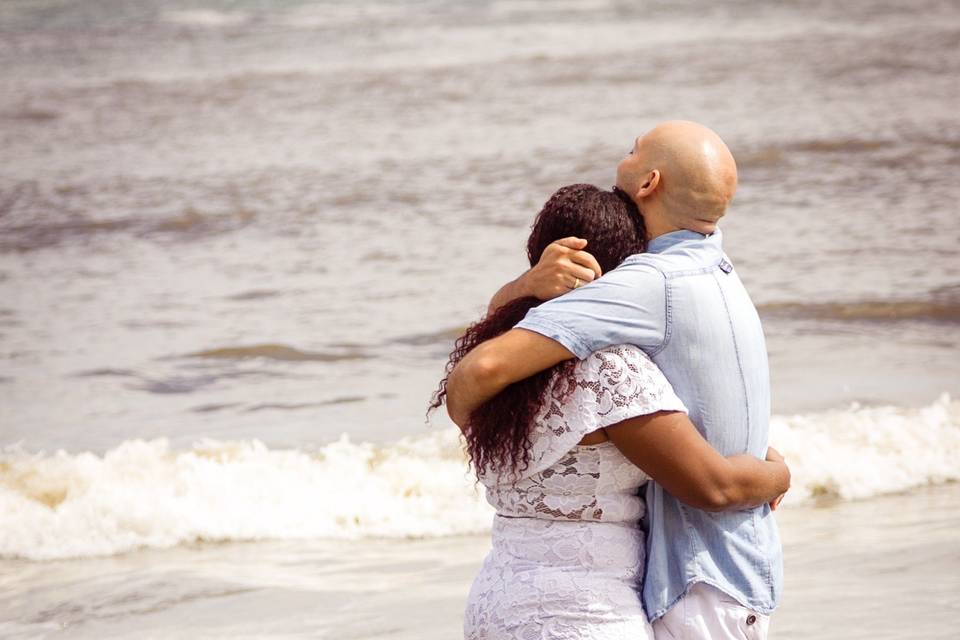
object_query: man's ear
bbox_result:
[635,169,660,199]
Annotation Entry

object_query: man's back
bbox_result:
[516,228,783,620]
[627,234,782,620]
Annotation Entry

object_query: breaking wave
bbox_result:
[2,395,958,561]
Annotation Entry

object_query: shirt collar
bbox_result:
[646,228,719,254]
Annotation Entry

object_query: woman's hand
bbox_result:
[604,411,792,512]
[522,237,603,299]
[487,237,603,314]
[765,446,789,511]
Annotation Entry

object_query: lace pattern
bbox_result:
[480,344,686,524]
[464,345,687,639]
[464,517,653,640]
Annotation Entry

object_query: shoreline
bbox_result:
[2,483,958,639]
[3,394,957,563]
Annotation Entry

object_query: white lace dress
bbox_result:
[464,344,687,640]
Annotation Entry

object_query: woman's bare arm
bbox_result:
[603,411,789,511]
[446,328,575,427]
[487,238,602,315]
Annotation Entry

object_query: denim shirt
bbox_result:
[515,228,783,620]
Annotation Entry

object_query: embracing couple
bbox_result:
[431,121,787,639]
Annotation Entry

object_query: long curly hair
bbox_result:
[429,184,647,478]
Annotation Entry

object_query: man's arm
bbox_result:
[604,411,790,511]
[513,260,667,360]
[451,257,665,427]
[487,237,602,315]
[446,328,575,427]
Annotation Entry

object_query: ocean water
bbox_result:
[1,0,960,636]
[2,395,959,560]
[5,484,959,639]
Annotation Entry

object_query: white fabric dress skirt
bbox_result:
[463,345,687,640]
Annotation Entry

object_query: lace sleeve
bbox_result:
[570,344,687,429]
[495,344,687,483]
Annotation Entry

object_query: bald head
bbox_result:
[616,121,737,235]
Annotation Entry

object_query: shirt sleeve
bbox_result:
[514,260,668,359]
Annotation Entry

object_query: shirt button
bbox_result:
[746,614,757,625]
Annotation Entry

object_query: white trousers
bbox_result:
[651,582,770,640]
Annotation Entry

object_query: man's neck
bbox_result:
[642,210,716,242]
[646,227,718,255]
[644,219,684,243]
[634,200,681,241]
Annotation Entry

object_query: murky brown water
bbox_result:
[3,0,959,452]
[1,0,959,636]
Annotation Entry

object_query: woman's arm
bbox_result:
[487,238,602,315]
[603,411,790,511]
[446,328,575,427]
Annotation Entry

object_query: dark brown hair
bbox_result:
[429,184,646,478]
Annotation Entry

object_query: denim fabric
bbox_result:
[515,228,783,620]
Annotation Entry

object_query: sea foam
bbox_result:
[2,395,958,561]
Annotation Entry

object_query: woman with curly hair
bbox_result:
[430,184,789,639]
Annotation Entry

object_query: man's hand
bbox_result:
[488,238,602,314]
[765,446,789,511]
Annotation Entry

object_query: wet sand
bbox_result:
[2,483,958,639]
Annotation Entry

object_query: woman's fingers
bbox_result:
[765,447,789,510]
[568,264,598,286]
[552,236,589,250]
[526,239,604,298]
[568,249,602,279]
[770,493,786,511]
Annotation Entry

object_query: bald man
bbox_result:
[446,121,783,639]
